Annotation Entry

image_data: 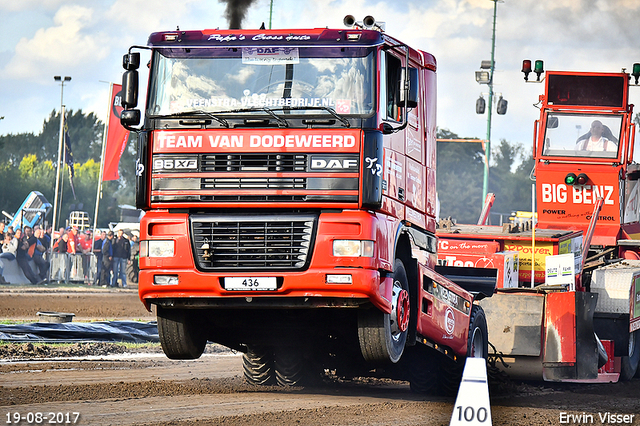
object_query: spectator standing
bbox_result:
[80,231,93,283]
[16,226,45,284]
[67,227,80,254]
[129,234,140,284]
[112,229,130,288]
[33,228,50,279]
[54,233,69,253]
[93,231,106,285]
[35,228,50,254]
[100,231,114,287]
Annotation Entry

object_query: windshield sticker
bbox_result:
[335,100,351,114]
[242,47,299,65]
[181,94,340,110]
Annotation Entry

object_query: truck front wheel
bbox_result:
[358,259,410,364]
[157,306,207,360]
[620,330,640,381]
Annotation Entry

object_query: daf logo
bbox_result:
[154,158,198,170]
[310,158,358,170]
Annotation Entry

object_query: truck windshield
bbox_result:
[541,113,623,159]
[147,47,375,117]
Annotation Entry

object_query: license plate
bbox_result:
[224,277,277,291]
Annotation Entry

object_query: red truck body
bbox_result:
[120,21,488,389]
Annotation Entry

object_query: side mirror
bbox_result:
[122,70,139,109]
[398,67,418,108]
[547,116,559,129]
[121,109,141,127]
[123,52,140,71]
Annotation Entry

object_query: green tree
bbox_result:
[0,110,134,228]
[436,128,485,224]
[2,109,104,166]
[487,139,535,222]
[436,131,534,225]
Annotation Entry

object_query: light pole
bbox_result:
[51,76,71,239]
[474,0,501,207]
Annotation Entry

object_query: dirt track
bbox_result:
[1,288,640,425]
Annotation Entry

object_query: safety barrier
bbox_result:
[50,253,96,283]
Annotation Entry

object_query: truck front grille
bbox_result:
[191,214,316,270]
[201,153,307,172]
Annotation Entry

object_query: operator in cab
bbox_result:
[575,120,618,152]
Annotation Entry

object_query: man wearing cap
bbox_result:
[99,231,114,287]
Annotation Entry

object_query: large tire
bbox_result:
[157,306,207,360]
[243,345,275,385]
[620,330,640,381]
[126,261,138,284]
[358,259,411,364]
[467,304,489,359]
[275,347,306,387]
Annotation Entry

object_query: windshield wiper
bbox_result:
[282,106,351,128]
[156,110,229,128]
[229,107,289,128]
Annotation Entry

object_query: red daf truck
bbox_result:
[437,63,640,382]
[118,17,492,390]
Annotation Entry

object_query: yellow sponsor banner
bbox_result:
[504,240,555,283]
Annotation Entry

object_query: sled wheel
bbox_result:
[405,346,440,394]
[243,345,275,386]
[467,304,488,359]
[620,330,640,381]
[157,306,207,360]
[358,259,410,364]
[275,347,306,387]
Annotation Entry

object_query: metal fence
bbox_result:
[49,253,97,283]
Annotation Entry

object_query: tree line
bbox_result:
[436,128,535,225]
[0,110,136,228]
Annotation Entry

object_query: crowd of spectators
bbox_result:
[0,221,139,287]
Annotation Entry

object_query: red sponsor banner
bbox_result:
[437,239,500,254]
[152,129,362,153]
[103,84,129,181]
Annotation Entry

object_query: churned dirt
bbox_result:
[1,287,639,426]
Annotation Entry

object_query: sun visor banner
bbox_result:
[242,47,299,65]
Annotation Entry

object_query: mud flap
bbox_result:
[543,292,599,381]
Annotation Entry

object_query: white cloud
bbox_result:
[2,5,110,82]
[0,0,65,12]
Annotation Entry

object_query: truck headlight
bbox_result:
[333,240,374,257]
[141,240,175,258]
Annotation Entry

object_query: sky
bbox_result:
[1,0,640,163]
